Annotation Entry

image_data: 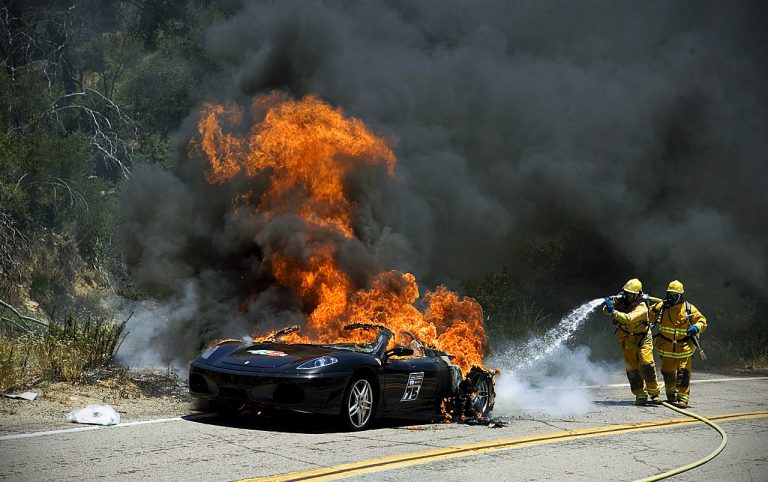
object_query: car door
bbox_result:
[381,356,442,416]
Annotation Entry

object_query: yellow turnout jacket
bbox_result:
[603,298,656,349]
[649,301,707,359]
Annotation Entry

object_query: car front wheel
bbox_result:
[342,376,375,430]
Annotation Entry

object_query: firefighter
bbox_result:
[649,280,707,408]
[603,278,662,405]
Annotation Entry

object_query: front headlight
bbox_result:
[297,356,338,370]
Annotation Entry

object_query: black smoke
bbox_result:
[120,1,768,364]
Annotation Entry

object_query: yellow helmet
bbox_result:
[623,278,642,294]
[667,280,684,293]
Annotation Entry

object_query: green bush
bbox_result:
[0,313,127,391]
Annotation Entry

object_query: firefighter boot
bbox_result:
[635,394,648,406]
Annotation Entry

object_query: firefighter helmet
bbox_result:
[623,278,643,294]
[667,280,684,293]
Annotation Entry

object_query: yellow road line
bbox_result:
[241,410,768,482]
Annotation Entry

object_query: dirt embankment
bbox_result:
[0,369,194,435]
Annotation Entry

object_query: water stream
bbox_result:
[490,298,607,417]
[498,298,604,373]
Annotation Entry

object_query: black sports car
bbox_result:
[189,323,495,430]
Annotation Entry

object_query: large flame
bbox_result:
[191,92,487,373]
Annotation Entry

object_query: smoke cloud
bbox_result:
[120,1,768,364]
[491,346,611,418]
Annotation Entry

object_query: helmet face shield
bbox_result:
[622,290,640,305]
[665,291,684,306]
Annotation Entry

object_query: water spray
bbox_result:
[490,299,607,418]
[507,298,604,373]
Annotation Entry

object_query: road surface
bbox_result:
[2,371,767,481]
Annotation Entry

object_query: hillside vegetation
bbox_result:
[0,1,226,391]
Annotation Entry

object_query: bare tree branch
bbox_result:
[108,33,129,100]
[12,173,28,197]
[0,298,48,330]
[46,177,90,212]
[1,7,137,179]
[0,6,69,87]
[45,88,137,178]
[0,211,28,282]
[0,315,33,334]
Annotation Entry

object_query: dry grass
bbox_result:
[0,314,127,393]
[735,338,768,369]
[696,335,768,369]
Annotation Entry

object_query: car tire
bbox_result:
[467,367,496,417]
[341,375,376,431]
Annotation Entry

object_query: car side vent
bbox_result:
[189,373,209,394]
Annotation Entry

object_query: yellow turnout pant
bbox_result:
[660,356,693,403]
[619,331,660,397]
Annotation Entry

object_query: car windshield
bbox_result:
[319,342,377,353]
[319,327,389,354]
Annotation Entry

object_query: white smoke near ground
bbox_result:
[111,280,249,372]
[492,348,612,418]
[490,299,613,417]
[112,292,198,371]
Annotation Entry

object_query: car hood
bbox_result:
[220,343,340,369]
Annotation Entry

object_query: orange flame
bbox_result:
[190,92,487,373]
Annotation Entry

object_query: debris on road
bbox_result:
[459,417,506,428]
[65,404,120,426]
[3,391,38,401]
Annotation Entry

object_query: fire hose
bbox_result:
[633,401,728,482]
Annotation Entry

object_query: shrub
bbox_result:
[0,313,128,392]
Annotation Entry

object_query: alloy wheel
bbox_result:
[347,378,373,428]
[473,377,492,414]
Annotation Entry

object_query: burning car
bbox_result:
[189,323,495,430]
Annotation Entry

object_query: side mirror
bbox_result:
[385,345,414,361]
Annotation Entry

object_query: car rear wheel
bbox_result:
[473,376,493,414]
[342,376,375,430]
[467,367,496,417]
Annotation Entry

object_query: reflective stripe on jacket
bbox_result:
[650,301,707,359]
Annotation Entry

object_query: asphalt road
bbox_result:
[2,372,767,481]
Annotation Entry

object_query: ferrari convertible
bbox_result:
[189,323,495,430]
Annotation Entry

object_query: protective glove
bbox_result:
[603,297,615,314]
[686,325,700,336]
